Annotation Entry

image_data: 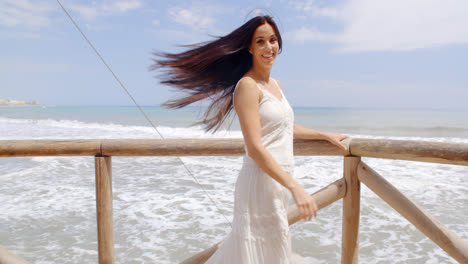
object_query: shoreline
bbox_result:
[0,98,43,107]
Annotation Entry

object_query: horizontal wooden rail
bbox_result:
[350,138,468,166]
[0,139,346,157]
[1,138,468,166]
[0,139,102,157]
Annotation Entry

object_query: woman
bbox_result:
[153,15,348,263]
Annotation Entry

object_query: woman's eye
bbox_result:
[257,40,264,44]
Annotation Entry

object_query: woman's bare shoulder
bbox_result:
[235,76,258,96]
[233,76,261,109]
[237,76,256,87]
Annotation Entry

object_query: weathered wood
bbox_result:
[294,138,350,156]
[0,139,102,157]
[2,138,468,164]
[357,162,468,263]
[179,242,223,264]
[1,138,468,164]
[101,139,244,156]
[1,137,468,263]
[0,139,345,157]
[180,179,346,264]
[95,156,114,264]
[0,246,29,264]
[350,138,468,166]
[288,178,346,225]
[341,157,361,264]
[101,138,345,156]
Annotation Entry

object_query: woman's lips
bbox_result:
[262,53,274,60]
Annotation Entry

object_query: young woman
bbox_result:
[153,15,348,263]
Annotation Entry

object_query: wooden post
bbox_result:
[95,156,114,264]
[357,162,468,263]
[342,156,361,264]
[0,246,29,264]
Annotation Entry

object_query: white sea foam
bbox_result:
[0,117,243,140]
[1,115,468,263]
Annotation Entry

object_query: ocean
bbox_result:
[1,105,467,263]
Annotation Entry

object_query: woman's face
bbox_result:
[249,23,279,68]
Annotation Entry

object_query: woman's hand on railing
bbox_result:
[325,133,349,152]
[290,183,318,221]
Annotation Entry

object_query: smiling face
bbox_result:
[249,22,279,69]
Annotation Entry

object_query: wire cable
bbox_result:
[56,0,232,227]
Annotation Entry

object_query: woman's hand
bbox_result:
[325,133,349,152]
[290,183,318,221]
[293,124,349,152]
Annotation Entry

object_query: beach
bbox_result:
[1,106,468,263]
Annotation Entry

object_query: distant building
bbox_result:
[0,98,43,106]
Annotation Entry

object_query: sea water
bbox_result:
[1,106,467,263]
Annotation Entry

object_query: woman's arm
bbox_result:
[294,124,349,151]
[273,79,349,152]
[234,77,317,221]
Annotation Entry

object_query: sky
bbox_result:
[1,0,467,109]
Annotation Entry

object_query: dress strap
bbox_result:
[233,78,282,104]
[233,78,263,94]
[271,78,284,95]
[254,83,264,92]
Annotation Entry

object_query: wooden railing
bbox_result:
[1,138,467,264]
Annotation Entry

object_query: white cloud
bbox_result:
[152,18,160,26]
[284,26,336,44]
[0,0,143,29]
[289,0,338,17]
[251,8,267,17]
[288,0,468,52]
[0,0,53,28]
[156,28,206,44]
[69,4,99,20]
[106,0,142,13]
[69,0,142,21]
[168,7,215,31]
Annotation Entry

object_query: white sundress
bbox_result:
[205,78,308,264]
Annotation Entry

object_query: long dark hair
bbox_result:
[151,15,282,132]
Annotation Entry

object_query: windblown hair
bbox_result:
[151,15,282,132]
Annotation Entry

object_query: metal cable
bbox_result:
[56,0,232,227]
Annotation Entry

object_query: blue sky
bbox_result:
[1,0,467,109]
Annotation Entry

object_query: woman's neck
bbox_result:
[249,65,271,83]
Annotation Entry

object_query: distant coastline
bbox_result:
[0,98,43,106]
